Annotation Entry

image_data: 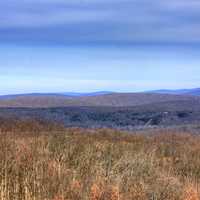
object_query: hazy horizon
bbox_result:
[0,86,200,96]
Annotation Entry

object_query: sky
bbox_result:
[0,0,200,94]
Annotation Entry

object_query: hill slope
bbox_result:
[0,93,199,108]
[150,88,200,96]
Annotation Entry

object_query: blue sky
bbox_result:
[0,0,200,94]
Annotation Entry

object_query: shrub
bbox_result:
[0,120,200,199]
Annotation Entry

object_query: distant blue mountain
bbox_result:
[149,88,200,96]
[0,91,114,99]
[60,91,113,97]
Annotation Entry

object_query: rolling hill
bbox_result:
[0,93,199,108]
[149,88,200,96]
[0,91,113,99]
[0,92,200,129]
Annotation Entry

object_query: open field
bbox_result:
[1,120,200,200]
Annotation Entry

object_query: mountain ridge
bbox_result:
[1,87,200,99]
[0,91,114,99]
[148,88,200,96]
[0,92,199,108]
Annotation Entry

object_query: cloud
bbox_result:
[0,0,200,45]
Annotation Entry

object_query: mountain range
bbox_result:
[0,91,113,99]
[0,92,199,108]
[148,88,200,96]
[0,88,199,108]
[0,88,200,128]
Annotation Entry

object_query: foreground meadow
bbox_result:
[0,119,200,200]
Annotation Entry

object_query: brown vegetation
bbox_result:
[0,120,200,199]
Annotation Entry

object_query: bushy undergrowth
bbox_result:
[0,120,200,200]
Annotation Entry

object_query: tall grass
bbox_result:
[0,120,200,199]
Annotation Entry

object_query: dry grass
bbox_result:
[0,120,200,199]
